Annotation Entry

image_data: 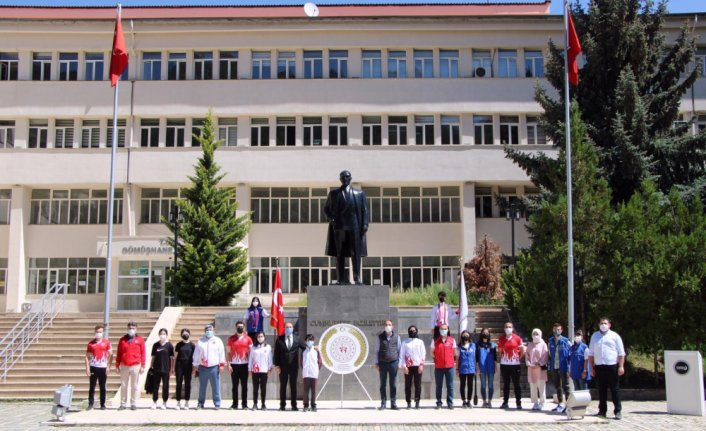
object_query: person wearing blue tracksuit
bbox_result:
[475,328,497,408]
[457,330,476,408]
[569,329,591,390]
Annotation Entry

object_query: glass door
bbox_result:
[117,261,150,310]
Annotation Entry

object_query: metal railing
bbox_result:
[0,283,67,382]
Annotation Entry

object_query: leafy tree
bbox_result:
[463,235,503,300]
[165,111,251,305]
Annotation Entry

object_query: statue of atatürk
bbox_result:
[324,170,368,285]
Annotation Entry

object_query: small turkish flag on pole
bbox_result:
[109,5,128,87]
[567,11,582,86]
[270,267,285,336]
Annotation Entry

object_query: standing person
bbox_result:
[430,291,456,339]
[192,324,226,410]
[227,320,252,410]
[476,328,497,408]
[301,334,323,412]
[547,323,571,413]
[498,321,525,410]
[244,297,269,343]
[274,321,303,411]
[115,321,146,411]
[457,330,476,408]
[150,328,175,410]
[570,329,590,391]
[85,324,112,410]
[374,320,401,410]
[174,328,195,410]
[431,323,457,409]
[248,331,273,410]
[588,317,626,420]
[525,328,548,411]
[399,324,425,409]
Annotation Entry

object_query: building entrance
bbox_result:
[117,261,172,311]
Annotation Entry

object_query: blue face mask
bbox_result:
[205,330,214,338]
[440,329,448,337]
[285,328,293,336]
[306,341,314,348]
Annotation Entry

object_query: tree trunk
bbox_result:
[653,350,660,387]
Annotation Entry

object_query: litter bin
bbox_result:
[665,351,704,416]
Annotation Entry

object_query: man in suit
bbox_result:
[324,170,369,285]
[274,321,303,411]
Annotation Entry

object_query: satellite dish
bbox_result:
[304,2,320,18]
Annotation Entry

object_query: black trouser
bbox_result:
[252,373,268,406]
[501,364,522,404]
[175,362,191,401]
[334,229,362,284]
[550,369,570,403]
[279,367,299,408]
[88,366,107,407]
[152,371,170,403]
[404,366,422,404]
[459,373,475,402]
[230,364,249,407]
[595,364,622,414]
[303,377,318,408]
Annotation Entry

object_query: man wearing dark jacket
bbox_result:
[273,322,304,411]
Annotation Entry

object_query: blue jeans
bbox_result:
[479,372,495,401]
[434,367,454,406]
[572,377,588,391]
[197,365,221,407]
[378,360,398,404]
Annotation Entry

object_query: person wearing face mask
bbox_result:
[244,297,269,343]
[150,328,175,410]
[174,328,195,410]
[301,334,323,412]
[115,321,146,410]
[399,325,425,409]
[274,321,304,411]
[85,324,112,410]
[192,324,226,410]
[227,321,253,410]
[248,331,273,410]
[431,323,457,409]
[587,317,625,420]
[457,330,476,408]
[525,328,548,410]
[547,323,571,412]
[430,291,456,339]
[475,328,497,408]
[569,329,590,391]
[374,320,401,410]
[498,322,525,410]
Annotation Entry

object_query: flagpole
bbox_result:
[563,0,576,341]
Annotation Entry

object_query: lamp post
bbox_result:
[505,202,521,264]
[169,205,182,305]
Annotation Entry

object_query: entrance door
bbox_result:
[117,261,171,311]
[149,264,168,311]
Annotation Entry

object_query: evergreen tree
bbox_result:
[463,235,503,300]
[164,111,251,305]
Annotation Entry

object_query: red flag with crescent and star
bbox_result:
[109,7,128,87]
[270,267,285,336]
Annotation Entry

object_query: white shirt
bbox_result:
[301,347,321,379]
[588,330,625,366]
[399,338,426,368]
[430,303,457,328]
[192,336,226,368]
[248,344,273,373]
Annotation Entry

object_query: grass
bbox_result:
[389,283,505,306]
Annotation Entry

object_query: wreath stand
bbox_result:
[317,368,374,408]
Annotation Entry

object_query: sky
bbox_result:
[550,0,705,14]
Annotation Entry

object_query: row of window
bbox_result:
[26,257,107,295]
[29,189,123,225]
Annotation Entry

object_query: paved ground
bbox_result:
[1,399,704,430]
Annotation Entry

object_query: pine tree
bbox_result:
[164,111,251,305]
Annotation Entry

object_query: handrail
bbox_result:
[0,283,67,382]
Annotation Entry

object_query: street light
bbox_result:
[169,205,182,305]
[505,202,521,264]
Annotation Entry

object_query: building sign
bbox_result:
[319,324,368,375]
[97,237,173,258]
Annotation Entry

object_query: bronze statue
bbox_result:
[324,170,368,285]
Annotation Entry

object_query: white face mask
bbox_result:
[384,325,393,333]
[95,332,103,340]
[574,336,582,344]
[532,335,541,343]
[599,323,609,333]
[257,337,265,344]
[504,328,513,336]
[159,334,167,342]
[127,329,136,337]
[252,301,259,307]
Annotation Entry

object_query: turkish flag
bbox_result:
[270,267,285,336]
[567,12,582,86]
[109,9,128,87]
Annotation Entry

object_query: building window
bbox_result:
[303,117,322,146]
[54,119,74,149]
[80,120,100,148]
[499,116,519,145]
[0,52,19,81]
[363,116,382,146]
[388,50,408,78]
[414,50,433,78]
[168,52,186,80]
[28,119,49,149]
[276,117,296,146]
[27,257,107,295]
[277,51,296,79]
[252,51,271,80]
[415,115,434,145]
[362,50,382,78]
[218,118,238,146]
[107,119,126,147]
[250,118,270,147]
[440,50,459,78]
[84,52,104,81]
[388,116,408,146]
[526,116,547,145]
[697,114,706,133]
[194,51,213,80]
[474,115,494,145]
[59,53,78,81]
[0,189,10,225]
[142,52,161,80]
[329,50,348,79]
[524,50,545,78]
[32,52,52,81]
[30,188,123,225]
[251,187,328,224]
[140,188,182,224]
[140,119,160,147]
[190,118,204,146]
[498,50,517,78]
[441,115,460,145]
[166,119,185,147]
[0,258,6,294]
[328,117,348,146]
[498,187,523,218]
[0,120,14,148]
[475,187,493,218]
[364,186,461,223]
[696,48,706,77]
[219,51,238,79]
[304,50,323,79]
[472,50,492,78]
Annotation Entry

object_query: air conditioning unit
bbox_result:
[475,67,486,77]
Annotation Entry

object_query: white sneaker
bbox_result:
[184,402,190,410]
[532,403,539,411]
[175,401,181,410]
[159,402,167,410]
[151,402,157,410]
[539,403,545,410]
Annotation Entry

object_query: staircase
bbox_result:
[473,306,509,340]
[168,306,238,345]
[0,312,159,400]
[0,313,23,350]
